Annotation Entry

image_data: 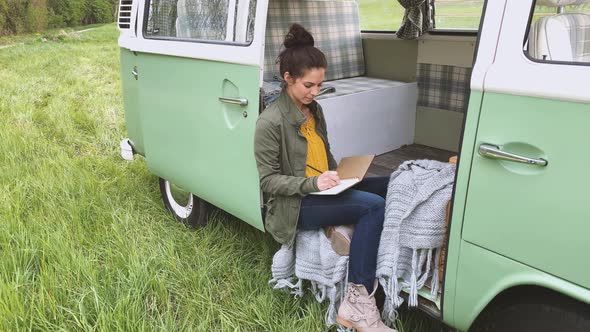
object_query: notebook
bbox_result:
[310,155,375,195]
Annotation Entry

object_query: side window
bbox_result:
[525,0,590,64]
[145,0,257,44]
[433,0,484,30]
[358,0,405,31]
[359,0,486,32]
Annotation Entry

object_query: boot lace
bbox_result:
[347,285,360,302]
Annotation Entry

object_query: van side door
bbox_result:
[126,0,267,230]
[463,0,590,291]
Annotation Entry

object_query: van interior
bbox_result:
[258,0,467,170]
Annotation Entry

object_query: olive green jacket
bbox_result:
[254,91,337,245]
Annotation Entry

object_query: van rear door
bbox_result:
[125,0,267,230]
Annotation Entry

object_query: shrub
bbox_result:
[25,0,48,32]
[1,0,117,36]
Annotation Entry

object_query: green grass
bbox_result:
[0,24,444,331]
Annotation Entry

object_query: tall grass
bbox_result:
[0,24,444,331]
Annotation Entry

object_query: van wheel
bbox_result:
[158,178,209,227]
[469,289,590,332]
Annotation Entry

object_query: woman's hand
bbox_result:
[316,171,341,191]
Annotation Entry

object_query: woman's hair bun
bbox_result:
[283,23,314,49]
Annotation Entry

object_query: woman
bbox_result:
[254,24,394,332]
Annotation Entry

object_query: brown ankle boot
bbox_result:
[337,282,396,332]
[324,225,354,256]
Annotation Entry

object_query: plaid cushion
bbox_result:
[262,76,405,108]
[416,63,471,113]
[316,77,408,99]
[146,0,179,37]
[264,0,365,81]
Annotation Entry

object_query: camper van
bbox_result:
[117,0,590,330]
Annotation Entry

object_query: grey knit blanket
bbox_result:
[269,230,350,326]
[269,159,455,327]
[377,159,455,323]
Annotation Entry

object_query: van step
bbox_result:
[399,290,442,320]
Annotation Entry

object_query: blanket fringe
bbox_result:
[431,248,440,296]
[409,249,418,307]
[310,281,327,303]
[324,282,344,326]
[380,276,401,326]
[268,277,303,298]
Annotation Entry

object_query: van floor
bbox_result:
[367,144,456,177]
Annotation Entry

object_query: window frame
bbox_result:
[141,0,256,47]
[427,29,478,36]
[523,0,590,68]
[428,0,484,35]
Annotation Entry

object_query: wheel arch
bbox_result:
[466,281,590,331]
[450,242,590,331]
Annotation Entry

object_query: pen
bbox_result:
[306,164,323,175]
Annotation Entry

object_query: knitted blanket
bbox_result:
[269,230,350,326]
[269,159,455,327]
[377,159,456,324]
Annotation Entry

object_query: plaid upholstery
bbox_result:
[396,0,434,40]
[416,63,471,113]
[528,13,590,63]
[146,0,179,36]
[176,0,229,40]
[146,0,256,42]
[262,77,406,108]
[264,0,365,81]
[316,77,408,99]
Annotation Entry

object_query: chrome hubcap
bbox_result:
[164,181,193,218]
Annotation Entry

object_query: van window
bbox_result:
[145,0,257,44]
[360,0,485,32]
[358,0,405,31]
[525,1,590,64]
[433,0,484,30]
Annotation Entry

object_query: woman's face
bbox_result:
[284,68,326,107]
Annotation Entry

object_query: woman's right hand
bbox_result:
[317,171,341,191]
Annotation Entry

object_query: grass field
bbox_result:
[0,24,445,331]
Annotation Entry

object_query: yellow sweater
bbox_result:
[300,116,329,177]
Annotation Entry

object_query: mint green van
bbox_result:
[117,0,590,330]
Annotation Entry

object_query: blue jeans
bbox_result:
[297,176,388,294]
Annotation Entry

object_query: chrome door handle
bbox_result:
[478,143,548,166]
[219,97,248,106]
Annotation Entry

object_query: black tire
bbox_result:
[469,288,590,332]
[158,177,209,227]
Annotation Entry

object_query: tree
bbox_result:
[25,0,48,32]
[84,0,114,25]
[47,0,85,26]
[0,0,118,36]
